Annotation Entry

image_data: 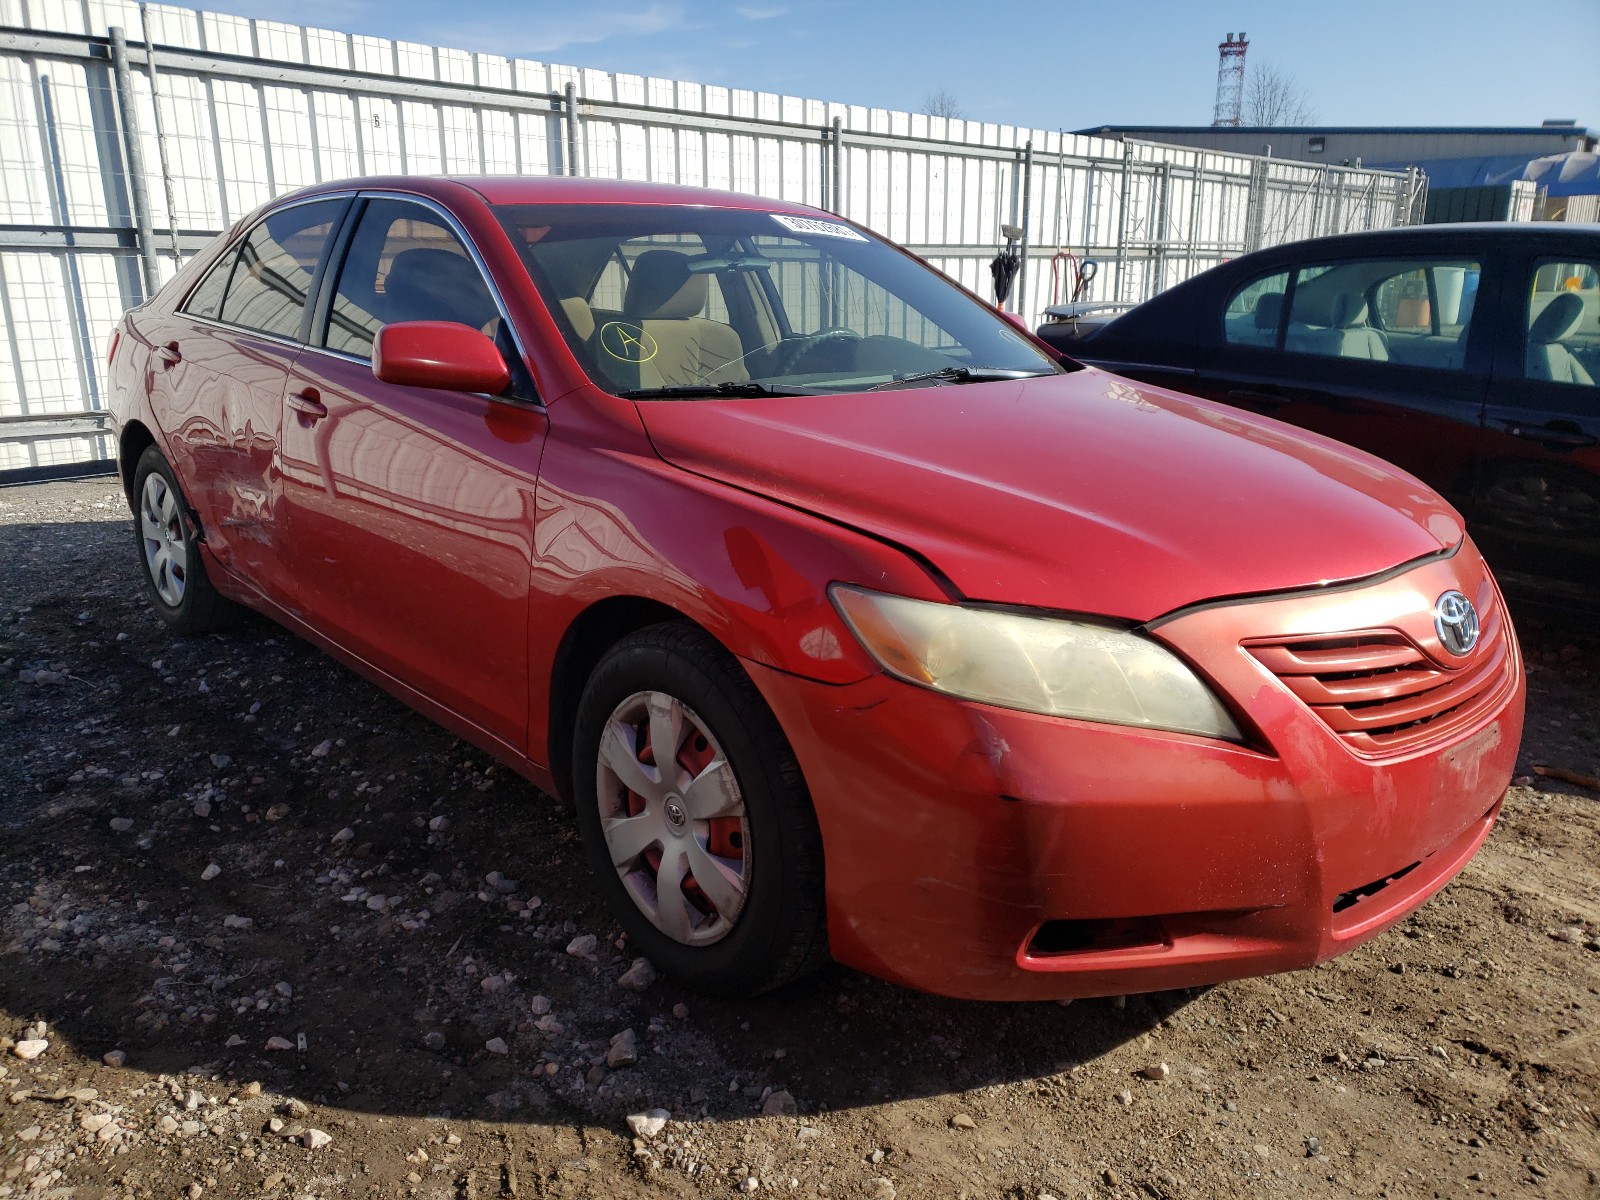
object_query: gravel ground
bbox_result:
[1,477,1597,1200]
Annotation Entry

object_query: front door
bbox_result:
[1475,249,1600,594]
[278,196,548,750]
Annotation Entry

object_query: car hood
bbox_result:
[635,369,1464,621]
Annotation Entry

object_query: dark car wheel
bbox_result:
[572,622,827,996]
[131,444,240,634]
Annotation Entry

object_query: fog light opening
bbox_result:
[1027,916,1169,958]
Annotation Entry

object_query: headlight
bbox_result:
[831,584,1242,741]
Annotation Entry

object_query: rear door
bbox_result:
[1186,244,1499,517]
[146,197,349,602]
[279,194,548,750]
[1475,240,1600,593]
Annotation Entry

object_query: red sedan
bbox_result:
[105,177,1524,1000]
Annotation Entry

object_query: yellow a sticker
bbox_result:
[598,321,659,363]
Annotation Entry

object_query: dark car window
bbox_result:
[1273,258,1480,370]
[216,200,344,339]
[1223,270,1290,347]
[323,199,499,358]
[1524,258,1599,389]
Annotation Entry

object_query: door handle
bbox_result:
[288,389,328,419]
[1504,422,1596,449]
[157,342,181,367]
[1228,388,1290,408]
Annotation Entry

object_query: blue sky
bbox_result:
[190,0,1599,130]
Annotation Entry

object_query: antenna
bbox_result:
[1212,31,1249,127]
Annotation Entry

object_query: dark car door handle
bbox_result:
[287,389,328,420]
[157,342,181,367]
[1503,422,1596,449]
[1228,388,1291,408]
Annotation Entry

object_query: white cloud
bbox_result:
[733,4,788,18]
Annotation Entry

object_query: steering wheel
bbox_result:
[773,327,860,375]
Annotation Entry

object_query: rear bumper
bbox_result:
[746,553,1524,1001]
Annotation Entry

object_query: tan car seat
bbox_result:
[1526,292,1595,385]
[606,250,748,388]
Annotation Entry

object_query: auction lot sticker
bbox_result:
[771,214,868,242]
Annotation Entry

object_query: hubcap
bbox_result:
[139,473,188,608]
[595,690,750,947]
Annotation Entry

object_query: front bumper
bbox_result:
[747,549,1524,1001]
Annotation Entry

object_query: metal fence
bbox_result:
[0,0,1424,476]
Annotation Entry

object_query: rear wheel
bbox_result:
[131,444,240,633]
[572,622,827,996]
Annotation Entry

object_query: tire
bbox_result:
[572,622,827,996]
[131,443,241,634]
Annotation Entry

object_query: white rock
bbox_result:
[529,995,552,1015]
[485,1037,509,1056]
[103,1049,126,1068]
[223,914,253,930]
[428,815,450,832]
[535,1015,565,1036]
[331,828,355,845]
[80,1113,113,1133]
[485,871,518,894]
[738,1178,760,1194]
[607,1029,639,1068]
[302,1128,332,1149]
[275,981,293,998]
[365,895,388,911]
[626,1108,670,1139]
[109,817,134,832]
[265,1036,294,1051]
[310,740,333,758]
[12,1040,47,1061]
[566,934,598,958]
[480,975,505,994]
[617,957,658,993]
[200,864,221,881]
[1139,1062,1170,1081]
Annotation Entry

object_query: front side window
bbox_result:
[1524,258,1598,388]
[216,200,344,339]
[323,198,500,358]
[495,204,1060,397]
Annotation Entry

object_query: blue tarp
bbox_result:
[1369,151,1600,196]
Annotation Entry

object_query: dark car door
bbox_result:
[1474,240,1600,594]
[1176,243,1501,520]
[278,194,549,751]
[145,197,349,603]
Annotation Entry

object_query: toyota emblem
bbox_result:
[1433,590,1480,656]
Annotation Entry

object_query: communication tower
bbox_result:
[1212,31,1248,126]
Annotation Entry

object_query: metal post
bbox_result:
[139,4,184,269]
[1113,142,1132,302]
[830,116,843,215]
[1016,139,1032,318]
[563,81,580,177]
[108,26,159,298]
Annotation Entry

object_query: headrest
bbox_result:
[1253,291,1284,330]
[1330,294,1368,328]
[624,250,708,321]
[559,296,596,342]
[385,248,499,329]
[1529,292,1584,344]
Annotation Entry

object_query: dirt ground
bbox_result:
[0,477,1596,1200]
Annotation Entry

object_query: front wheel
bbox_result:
[571,622,827,996]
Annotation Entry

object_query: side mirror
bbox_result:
[373,321,512,395]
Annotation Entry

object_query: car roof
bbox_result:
[277,174,828,216]
[1253,222,1600,253]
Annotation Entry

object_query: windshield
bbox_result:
[494,203,1062,397]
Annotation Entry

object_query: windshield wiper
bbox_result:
[618,381,815,399]
[867,366,1055,391]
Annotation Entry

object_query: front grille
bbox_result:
[1247,596,1514,756]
